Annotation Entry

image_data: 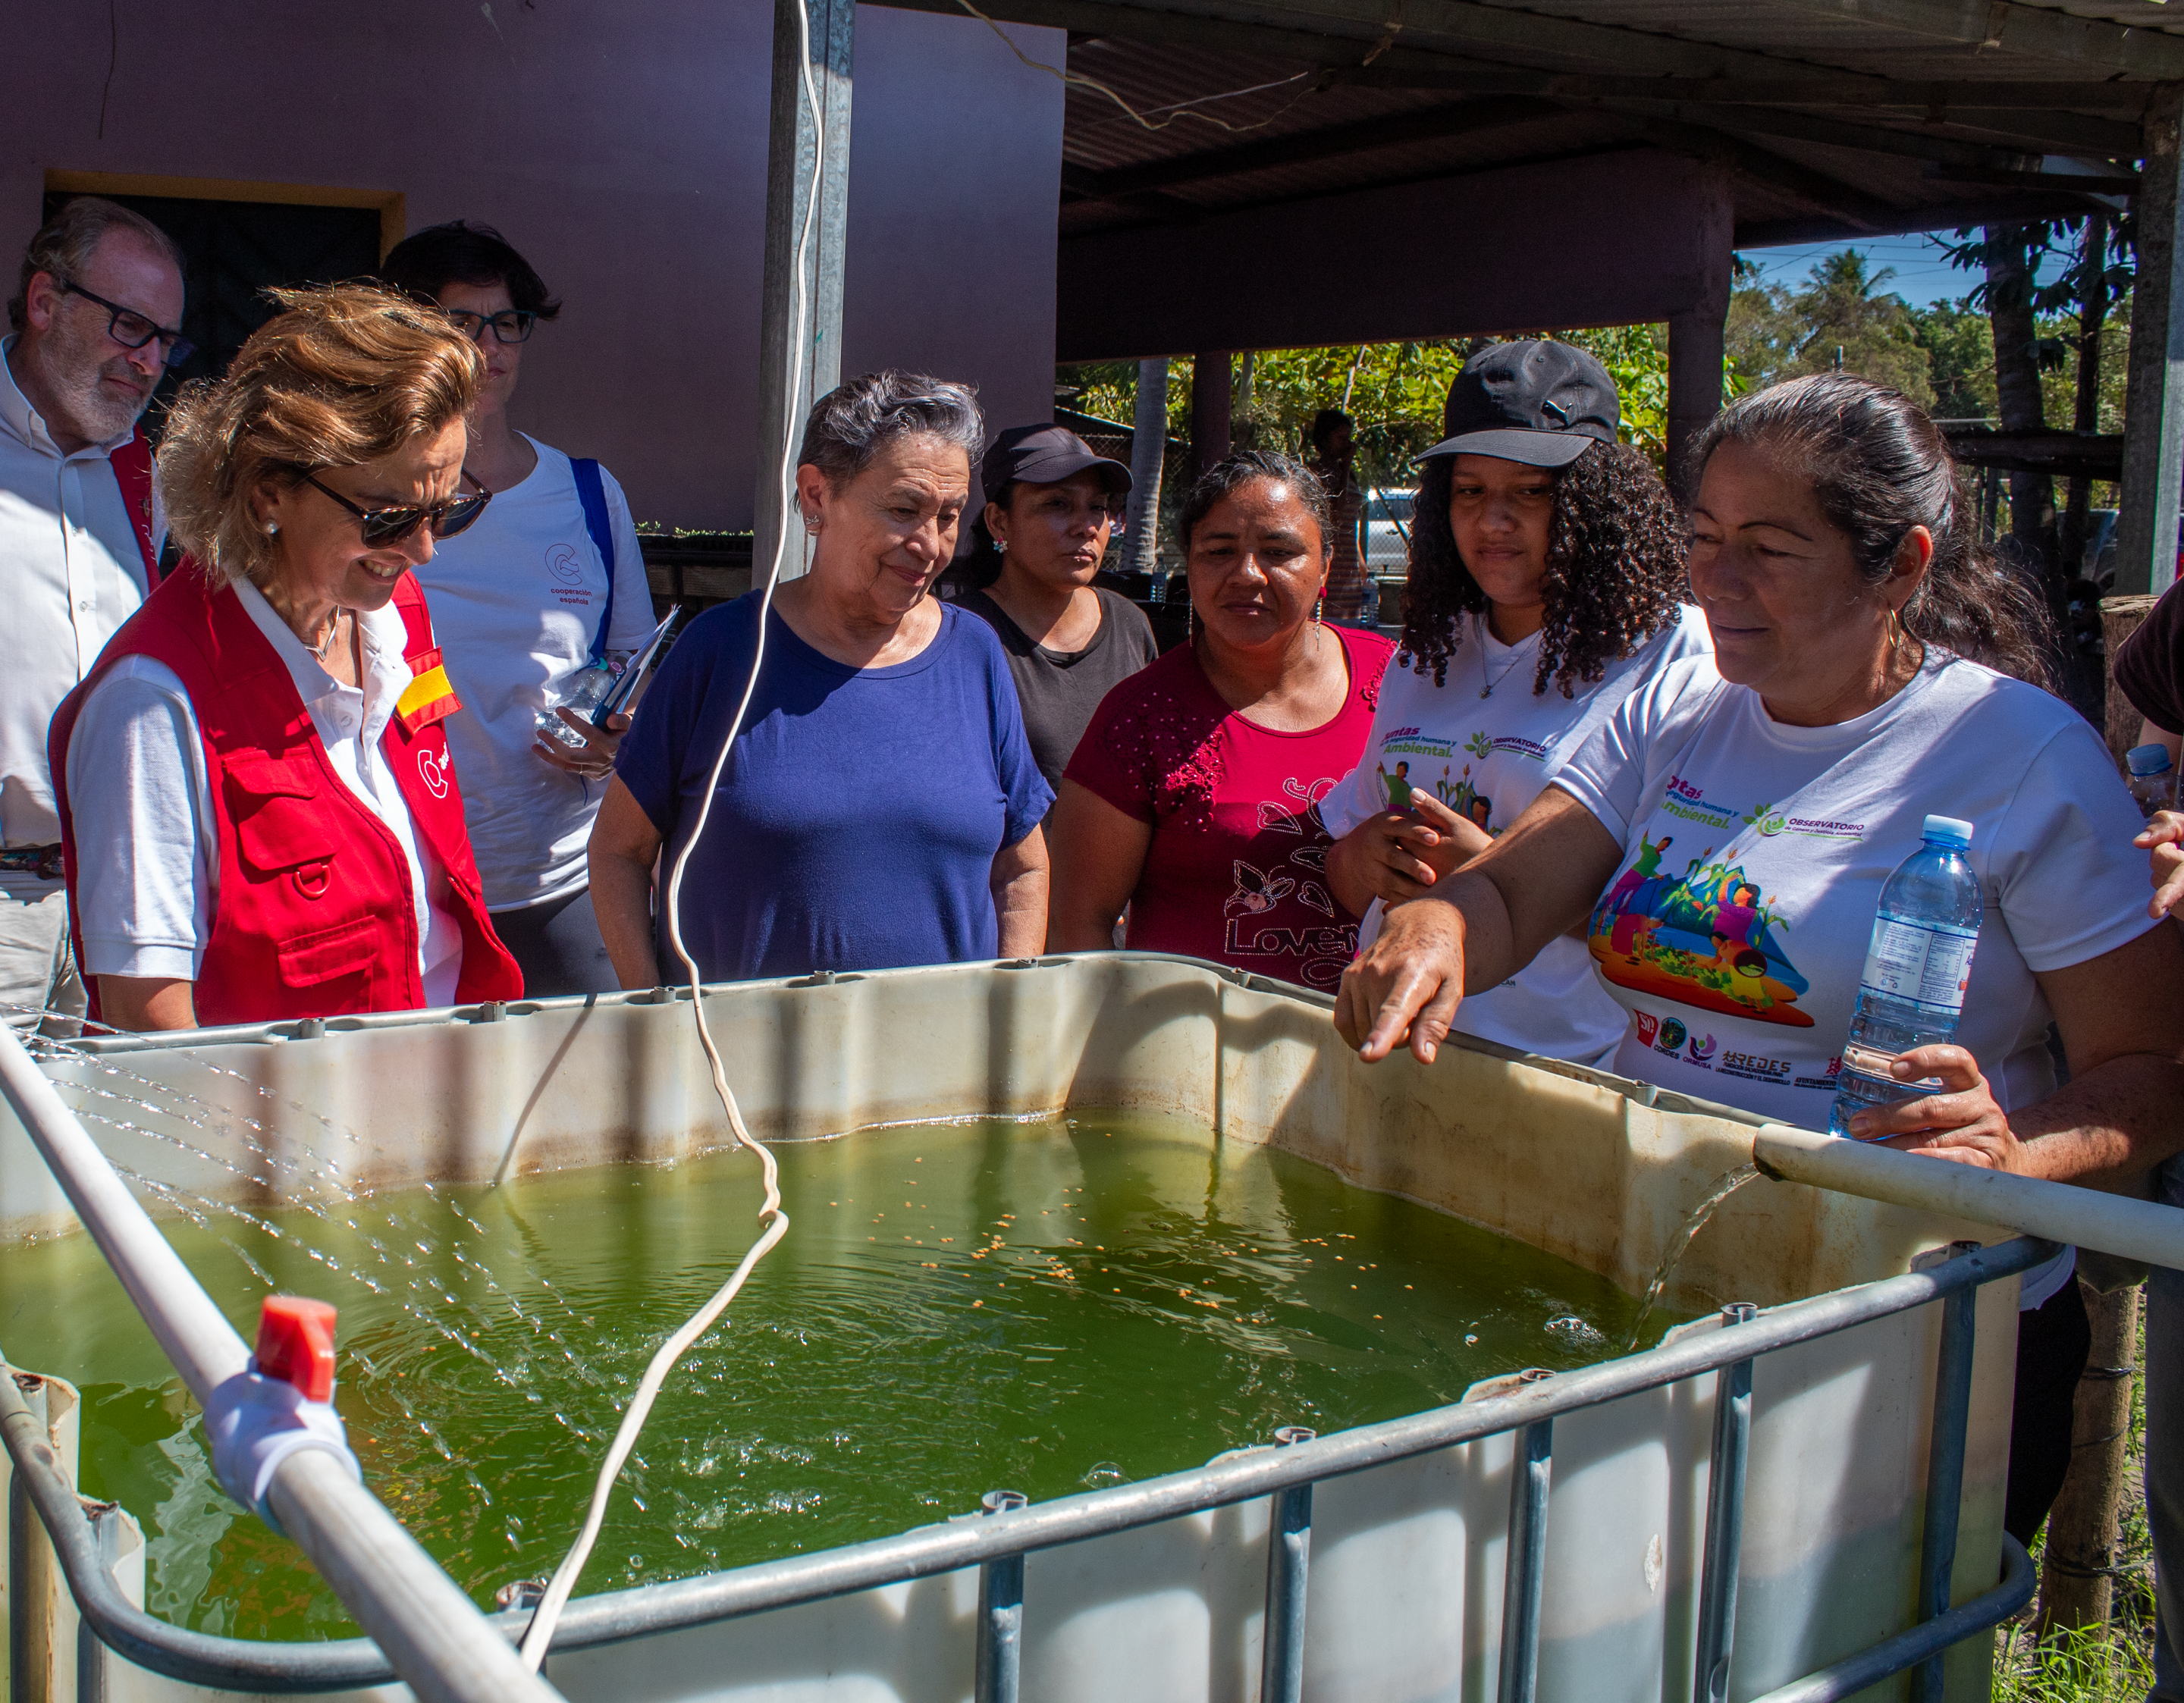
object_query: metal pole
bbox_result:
[1260,1426,1315,1703]
[974,1490,1025,1703]
[75,1501,120,1703]
[1496,1419,1554,1703]
[0,1028,566,1703]
[1693,1303,1757,1703]
[2114,83,2184,596]
[1910,1242,1981,1703]
[753,0,854,581]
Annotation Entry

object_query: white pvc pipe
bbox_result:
[0,1026,566,1703]
[1753,1122,2184,1271]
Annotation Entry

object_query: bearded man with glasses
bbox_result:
[0,196,187,1027]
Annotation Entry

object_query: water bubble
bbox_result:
[1081,1461,1127,1488]
[1545,1316,1606,1345]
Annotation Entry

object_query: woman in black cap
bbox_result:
[954,425,1159,794]
[1321,339,1707,1066]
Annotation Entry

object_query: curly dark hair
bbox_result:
[1399,441,1688,698]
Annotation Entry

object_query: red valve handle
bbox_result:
[256,1295,337,1403]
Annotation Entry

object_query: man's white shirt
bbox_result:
[0,334,162,893]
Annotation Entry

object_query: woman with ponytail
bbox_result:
[1335,372,2184,1550]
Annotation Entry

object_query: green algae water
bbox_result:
[0,1110,1674,1642]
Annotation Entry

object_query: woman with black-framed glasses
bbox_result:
[379,220,655,996]
[48,282,522,1030]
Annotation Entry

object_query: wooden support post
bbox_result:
[2114,85,2184,596]
[1666,167,1734,493]
[754,0,854,582]
[2039,1281,2144,1634]
[2103,595,2164,766]
[1191,351,1232,481]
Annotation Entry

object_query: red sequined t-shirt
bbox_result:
[1065,625,1395,990]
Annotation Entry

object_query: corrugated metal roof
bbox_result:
[971,0,2164,248]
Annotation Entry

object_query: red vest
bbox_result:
[108,427,162,587]
[50,562,522,1027]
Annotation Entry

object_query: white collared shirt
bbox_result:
[64,579,463,1005]
[0,335,164,891]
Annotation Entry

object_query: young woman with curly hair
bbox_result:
[1321,340,1708,1066]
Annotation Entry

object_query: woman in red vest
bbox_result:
[50,283,521,1030]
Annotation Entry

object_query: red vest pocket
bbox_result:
[276,917,378,989]
[225,755,340,876]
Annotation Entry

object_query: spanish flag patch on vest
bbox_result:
[395,648,461,733]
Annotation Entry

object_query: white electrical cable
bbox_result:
[516,2,824,1669]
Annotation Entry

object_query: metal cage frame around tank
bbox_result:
[10,1234,2048,1703]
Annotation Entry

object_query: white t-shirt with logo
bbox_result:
[411,437,653,909]
[1321,604,1712,1065]
[1555,651,2153,1127]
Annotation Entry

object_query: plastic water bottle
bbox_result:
[1828,815,1983,1139]
[2126,744,2176,819]
[535,660,616,751]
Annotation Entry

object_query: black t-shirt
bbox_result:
[955,585,1159,792]
[2114,582,2184,733]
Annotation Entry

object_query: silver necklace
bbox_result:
[1476,615,1533,699]
[313,612,346,663]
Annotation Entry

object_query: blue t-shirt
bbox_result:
[616,594,1053,980]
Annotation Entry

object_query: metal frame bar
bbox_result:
[1693,1303,1758,1703]
[1911,1244,1982,1703]
[1259,1425,1316,1703]
[1495,1419,1555,1703]
[7,1237,2053,1696]
[974,1490,1026,1703]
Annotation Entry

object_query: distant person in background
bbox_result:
[1307,407,1368,624]
[1046,451,1394,990]
[2,196,187,1025]
[1321,340,1709,1068]
[50,284,520,1029]
[953,425,1156,795]
[593,372,1050,985]
[381,222,654,996]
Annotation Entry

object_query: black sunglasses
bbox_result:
[445,307,538,345]
[302,472,492,547]
[61,281,196,367]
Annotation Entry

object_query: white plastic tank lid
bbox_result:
[1922,814,1975,847]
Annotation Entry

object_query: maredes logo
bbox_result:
[1686,1031,1718,1065]
[1657,1017,1687,1055]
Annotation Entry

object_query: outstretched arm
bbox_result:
[1335,786,1624,1064]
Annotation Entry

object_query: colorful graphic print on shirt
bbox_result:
[1586,774,1837,1030]
[1373,726,1546,836]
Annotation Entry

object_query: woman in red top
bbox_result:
[1048,450,1394,989]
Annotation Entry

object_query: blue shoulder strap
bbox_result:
[571,457,616,663]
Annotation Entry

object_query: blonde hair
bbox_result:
[158,283,481,587]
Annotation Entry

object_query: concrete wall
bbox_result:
[6,0,1065,532]
[1056,149,1734,361]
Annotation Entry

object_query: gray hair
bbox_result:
[10,196,187,335]
[798,369,984,486]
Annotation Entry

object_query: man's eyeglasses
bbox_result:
[301,472,492,547]
[445,308,538,345]
[60,281,196,367]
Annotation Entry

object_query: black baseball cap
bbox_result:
[1420,340,1621,469]
[981,424,1131,497]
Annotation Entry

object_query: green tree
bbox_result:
[1727,252,1932,404]
[1910,301,1997,424]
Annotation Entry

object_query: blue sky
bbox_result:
[1735,232,2072,309]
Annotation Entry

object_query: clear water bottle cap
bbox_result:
[2128,743,2175,778]
[1922,814,1974,848]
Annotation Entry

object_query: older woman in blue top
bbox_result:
[590,372,1051,983]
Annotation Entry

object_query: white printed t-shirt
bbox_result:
[1555,651,2152,1125]
[1320,604,1712,1065]
[410,438,652,910]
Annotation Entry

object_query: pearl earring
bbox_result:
[266,522,280,536]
